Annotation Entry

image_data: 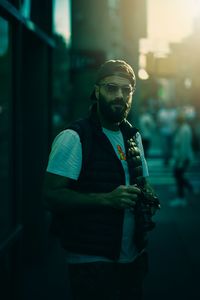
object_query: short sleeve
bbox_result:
[47,129,82,180]
[135,132,149,177]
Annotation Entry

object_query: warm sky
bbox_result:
[142,0,200,54]
[147,0,200,42]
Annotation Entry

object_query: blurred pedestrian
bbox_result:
[138,104,155,157]
[169,111,194,207]
[157,102,177,166]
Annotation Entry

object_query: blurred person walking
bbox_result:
[157,102,177,166]
[43,60,160,300]
[169,112,194,207]
[138,104,155,158]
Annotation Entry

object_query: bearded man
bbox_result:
[44,60,160,300]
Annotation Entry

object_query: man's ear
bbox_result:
[95,85,99,100]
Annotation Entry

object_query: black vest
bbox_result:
[50,109,146,260]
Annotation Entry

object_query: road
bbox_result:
[144,156,200,300]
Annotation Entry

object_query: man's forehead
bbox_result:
[100,75,131,85]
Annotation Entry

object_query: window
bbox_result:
[19,0,32,19]
[52,0,72,136]
[0,16,13,241]
[53,0,71,46]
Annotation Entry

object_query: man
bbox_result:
[44,60,160,300]
[169,111,194,207]
[138,104,155,157]
[157,102,177,166]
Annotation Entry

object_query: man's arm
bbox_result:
[43,172,142,213]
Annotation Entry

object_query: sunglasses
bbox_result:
[99,83,134,97]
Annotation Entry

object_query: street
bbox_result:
[144,156,200,300]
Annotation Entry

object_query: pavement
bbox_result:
[143,155,200,300]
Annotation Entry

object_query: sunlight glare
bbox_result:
[147,0,200,42]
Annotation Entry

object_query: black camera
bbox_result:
[134,187,160,232]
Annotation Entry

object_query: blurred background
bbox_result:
[0,0,200,299]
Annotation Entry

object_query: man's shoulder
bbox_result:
[67,117,92,142]
[66,117,93,165]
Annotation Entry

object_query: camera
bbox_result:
[134,187,160,232]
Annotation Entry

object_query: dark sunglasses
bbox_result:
[99,83,134,97]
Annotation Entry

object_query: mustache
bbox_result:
[110,98,130,109]
[110,98,126,105]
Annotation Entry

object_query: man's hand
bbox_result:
[103,185,141,210]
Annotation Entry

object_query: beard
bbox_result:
[98,93,131,123]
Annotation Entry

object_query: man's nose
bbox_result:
[115,87,124,98]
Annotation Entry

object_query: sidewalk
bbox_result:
[143,156,200,300]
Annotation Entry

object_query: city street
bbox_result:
[144,156,200,300]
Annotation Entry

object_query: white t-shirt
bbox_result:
[47,128,149,263]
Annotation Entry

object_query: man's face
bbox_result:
[95,75,134,123]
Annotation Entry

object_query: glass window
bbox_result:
[19,0,32,19]
[53,0,71,46]
[52,0,72,136]
[0,17,13,242]
[19,0,51,34]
